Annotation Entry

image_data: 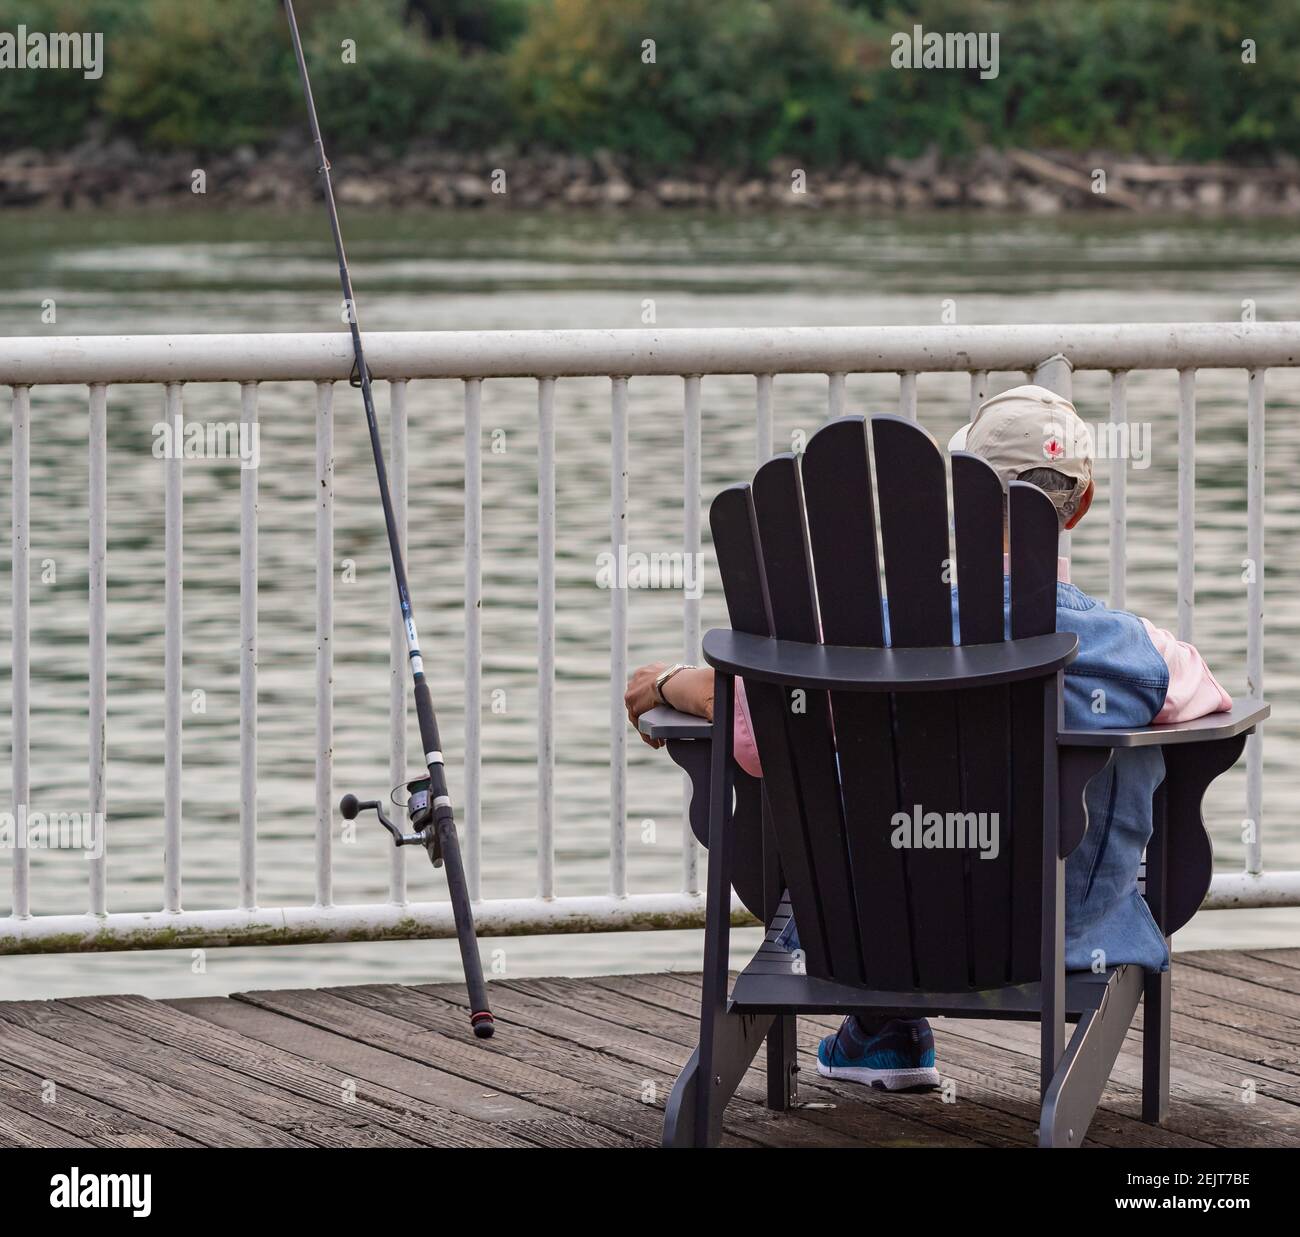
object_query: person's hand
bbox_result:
[625,664,717,750]
[625,662,669,748]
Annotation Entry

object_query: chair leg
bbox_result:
[1142,968,1171,1124]
[662,1046,703,1147]
[664,1010,774,1146]
[1039,966,1142,1147]
[766,1015,798,1111]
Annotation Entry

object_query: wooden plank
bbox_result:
[283,1122,424,1148]
[0,1006,310,1148]
[167,995,552,1125]
[73,993,541,1149]
[0,1057,200,1148]
[0,1098,88,1147]
[0,998,345,1137]
[1246,949,1300,972]
[327,980,767,1148]
[1170,961,1300,1033]
[1182,949,1300,998]
[409,978,854,1148]
[233,985,659,1148]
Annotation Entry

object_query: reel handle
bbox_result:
[339,792,424,847]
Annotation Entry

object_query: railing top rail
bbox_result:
[2,323,1299,386]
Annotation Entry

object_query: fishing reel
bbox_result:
[340,776,444,867]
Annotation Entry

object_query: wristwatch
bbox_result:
[653,663,693,707]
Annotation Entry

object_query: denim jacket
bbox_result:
[1054,581,1171,972]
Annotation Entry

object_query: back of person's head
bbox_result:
[948,384,1095,531]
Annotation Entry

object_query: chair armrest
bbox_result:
[638,705,713,741]
[701,629,1078,691]
[1057,699,1269,748]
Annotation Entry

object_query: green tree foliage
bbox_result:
[508,0,876,168]
[0,0,144,147]
[1,0,1297,165]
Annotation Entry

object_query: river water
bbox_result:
[0,208,1297,999]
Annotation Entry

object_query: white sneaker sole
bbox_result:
[816,1060,940,1092]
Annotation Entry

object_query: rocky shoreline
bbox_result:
[3,140,1299,215]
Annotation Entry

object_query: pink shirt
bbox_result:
[731,558,1231,779]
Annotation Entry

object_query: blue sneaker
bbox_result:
[816,1015,940,1092]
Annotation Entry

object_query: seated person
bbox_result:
[624,386,1231,1093]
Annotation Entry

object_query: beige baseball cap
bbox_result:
[948,384,1094,520]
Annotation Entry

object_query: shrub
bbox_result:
[0,0,144,148]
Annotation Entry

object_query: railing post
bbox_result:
[755,373,773,466]
[969,370,989,421]
[1033,353,1075,558]
[239,382,259,910]
[1108,371,1128,610]
[10,386,30,918]
[88,384,108,916]
[682,374,702,894]
[462,378,482,901]
[314,381,334,908]
[1177,368,1196,643]
[609,376,629,899]
[388,379,410,904]
[1246,368,1266,875]
[163,382,184,914]
[537,377,556,899]
[828,372,846,420]
[898,371,917,419]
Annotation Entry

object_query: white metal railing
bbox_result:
[3,323,1299,954]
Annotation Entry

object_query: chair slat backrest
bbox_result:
[709,484,832,975]
[951,452,1016,986]
[708,413,1061,991]
[805,420,911,989]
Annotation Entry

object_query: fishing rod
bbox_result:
[281,0,494,1039]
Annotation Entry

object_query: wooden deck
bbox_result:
[1,948,1298,1148]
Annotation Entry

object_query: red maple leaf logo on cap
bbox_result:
[1044,436,1064,459]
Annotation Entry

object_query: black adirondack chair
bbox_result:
[640,413,1268,1148]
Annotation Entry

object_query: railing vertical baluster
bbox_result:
[537,377,556,899]
[315,381,333,907]
[1108,371,1128,610]
[238,383,259,910]
[11,386,30,918]
[609,377,629,898]
[163,382,183,913]
[1177,368,1196,642]
[238,384,259,910]
[462,379,482,901]
[828,372,846,419]
[88,384,108,916]
[969,370,989,420]
[682,375,702,894]
[898,371,917,419]
[1246,368,1266,875]
[1034,354,1075,557]
[388,380,409,904]
[755,373,773,465]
